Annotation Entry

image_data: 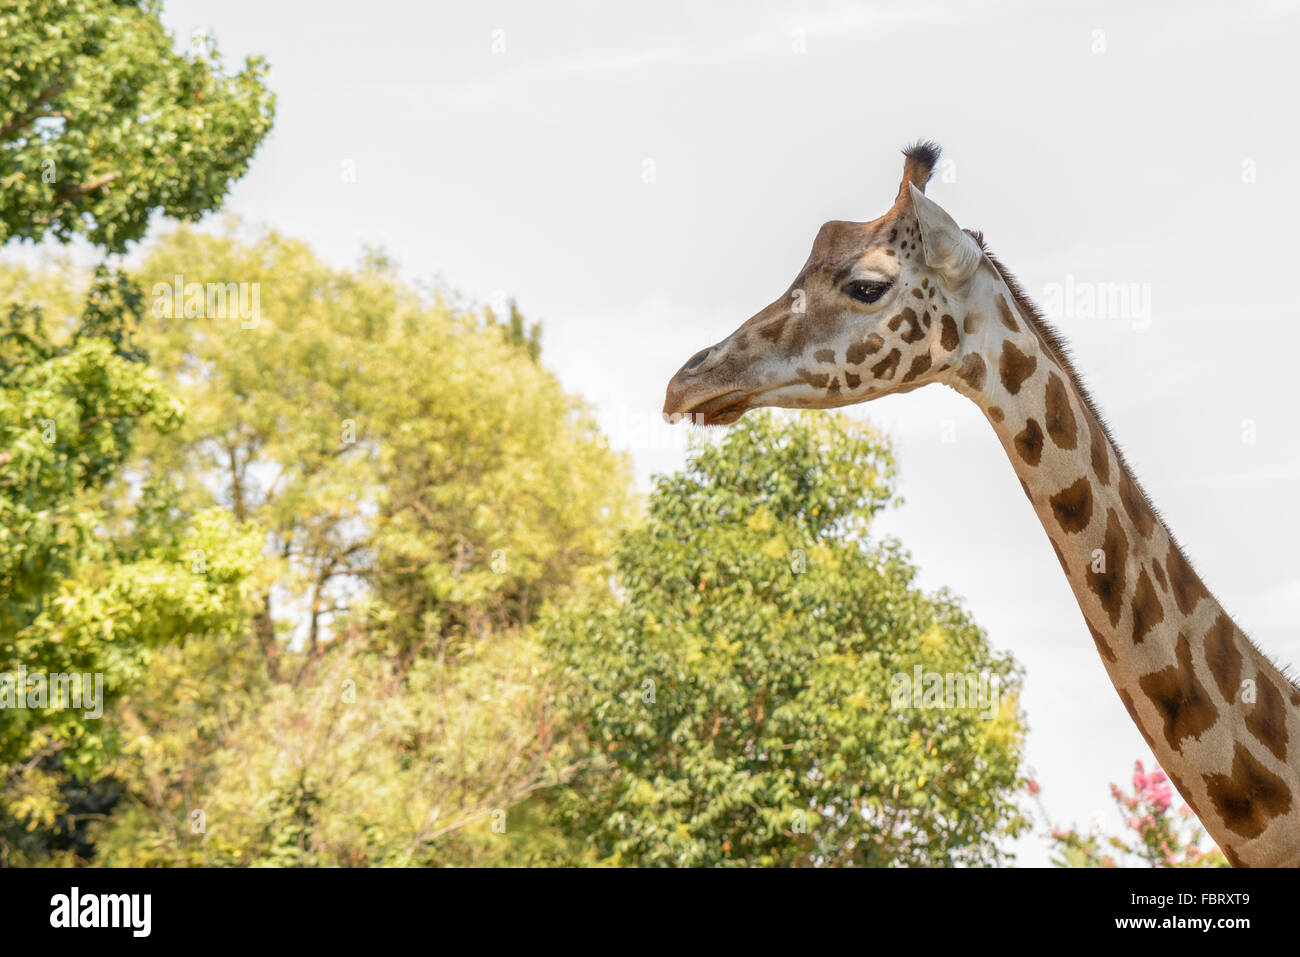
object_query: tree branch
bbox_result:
[0,71,72,141]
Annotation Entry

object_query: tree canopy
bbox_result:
[1,0,274,251]
[543,412,1029,866]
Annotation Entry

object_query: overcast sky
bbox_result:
[149,0,1300,865]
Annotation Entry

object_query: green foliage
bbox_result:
[129,225,635,668]
[0,0,275,251]
[0,0,274,860]
[56,226,635,866]
[543,412,1029,866]
[0,272,266,856]
[95,631,575,866]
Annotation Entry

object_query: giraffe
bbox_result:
[662,142,1300,867]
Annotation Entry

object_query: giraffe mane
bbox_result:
[972,236,1300,696]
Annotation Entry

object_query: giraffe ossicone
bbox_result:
[663,141,1300,867]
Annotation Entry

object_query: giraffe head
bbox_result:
[664,142,991,425]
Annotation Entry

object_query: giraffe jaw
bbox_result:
[663,388,752,426]
[664,379,836,426]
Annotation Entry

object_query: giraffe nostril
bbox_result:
[685,347,712,371]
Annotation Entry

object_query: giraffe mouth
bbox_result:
[664,389,751,426]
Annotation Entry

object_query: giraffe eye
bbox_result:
[844,280,892,304]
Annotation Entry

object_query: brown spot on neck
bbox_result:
[1204,613,1242,702]
[999,341,1037,395]
[1204,742,1293,839]
[1166,545,1210,617]
[1246,675,1290,763]
[1014,418,1043,466]
[939,314,959,351]
[1044,372,1077,450]
[1138,631,1218,753]
[996,294,1019,331]
[1130,569,1164,644]
[1088,618,1117,662]
[1088,418,1111,487]
[1088,509,1129,626]
[1049,476,1093,533]
[1119,470,1155,538]
[956,352,987,390]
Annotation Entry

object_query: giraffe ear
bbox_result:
[909,183,981,288]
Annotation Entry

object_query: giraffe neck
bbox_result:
[944,270,1300,867]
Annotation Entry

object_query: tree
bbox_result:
[1,0,274,251]
[129,226,634,672]
[0,0,274,862]
[0,269,265,863]
[543,411,1029,866]
[1040,760,1229,868]
[66,226,635,865]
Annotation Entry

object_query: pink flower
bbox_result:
[1027,780,1041,796]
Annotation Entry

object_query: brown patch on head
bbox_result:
[1166,545,1210,617]
[846,334,885,365]
[1119,471,1155,538]
[996,294,1019,331]
[871,348,901,381]
[1050,476,1093,534]
[999,341,1037,395]
[1044,372,1077,450]
[962,312,984,335]
[1203,613,1242,702]
[1014,418,1044,467]
[1204,742,1293,840]
[813,349,836,363]
[844,372,861,389]
[1087,510,1128,626]
[888,308,926,344]
[1087,618,1116,662]
[902,353,932,383]
[940,314,959,351]
[1246,674,1290,763]
[956,353,986,391]
[1138,631,1218,754]
[988,405,1004,423]
[1088,419,1110,487]
[1130,569,1164,645]
[796,368,829,389]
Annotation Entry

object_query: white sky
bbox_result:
[152,0,1300,865]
